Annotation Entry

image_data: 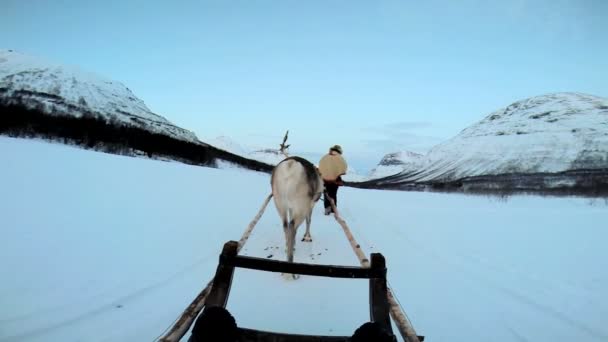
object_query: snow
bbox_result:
[368,151,424,179]
[0,49,198,143]
[388,92,608,182]
[205,135,249,157]
[1,136,607,341]
[341,166,368,182]
[248,149,289,166]
[204,135,287,166]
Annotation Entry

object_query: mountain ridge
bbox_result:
[0,49,273,173]
[355,92,608,195]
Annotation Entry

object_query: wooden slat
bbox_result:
[369,253,395,340]
[204,241,238,308]
[238,328,349,342]
[226,254,383,279]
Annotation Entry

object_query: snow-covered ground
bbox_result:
[1,137,607,341]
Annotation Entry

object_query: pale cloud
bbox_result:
[387,121,433,130]
[500,0,594,42]
[361,121,446,155]
[366,121,434,136]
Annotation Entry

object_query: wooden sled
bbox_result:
[192,240,425,342]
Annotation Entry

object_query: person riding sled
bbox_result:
[318,145,348,215]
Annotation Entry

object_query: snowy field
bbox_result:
[1,137,606,341]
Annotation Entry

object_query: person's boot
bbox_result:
[324,206,331,215]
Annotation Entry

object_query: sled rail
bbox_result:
[326,194,422,342]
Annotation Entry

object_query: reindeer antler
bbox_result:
[279,130,290,157]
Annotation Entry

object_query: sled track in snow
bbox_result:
[157,193,421,342]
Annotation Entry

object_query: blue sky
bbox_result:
[2,0,607,170]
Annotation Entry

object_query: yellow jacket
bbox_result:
[318,152,347,181]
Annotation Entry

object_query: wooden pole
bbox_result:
[238,194,273,251]
[387,288,421,342]
[328,199,369,267]
[326,192,421,342]
[158,194,273,342]
[158,280,213,342]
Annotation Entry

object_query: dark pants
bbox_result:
[324,181,339,211]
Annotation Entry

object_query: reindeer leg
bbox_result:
[282,218,289,253]
[302,210,313,242]
[285,222,300,280]
[281,218,293,279]
[286,221,296,263]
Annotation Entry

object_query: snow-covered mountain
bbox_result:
[0,49,275,173]
[0,49,198,142]
[386,92,608,183]
[368,151,424,179]
[341,166,367,182]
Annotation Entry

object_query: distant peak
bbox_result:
[378,150,423,166]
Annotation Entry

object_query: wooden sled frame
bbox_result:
[197,240,425,342]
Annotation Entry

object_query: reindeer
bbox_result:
[270,156,323,269]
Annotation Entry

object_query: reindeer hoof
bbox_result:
[302,236,313,242]
[281,273,300,280]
